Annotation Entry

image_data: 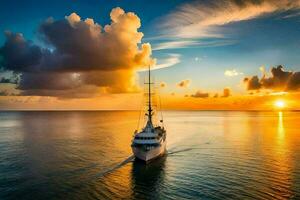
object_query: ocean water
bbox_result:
[0,111,299,200]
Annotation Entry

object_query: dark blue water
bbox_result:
[0,111,299,199]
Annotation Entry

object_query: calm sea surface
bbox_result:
[0,111,299,200]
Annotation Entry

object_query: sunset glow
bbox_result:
[275,100,286,109]
[0,1,300,111]
[1,1,300,200]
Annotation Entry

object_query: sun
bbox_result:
[274,100,286,109]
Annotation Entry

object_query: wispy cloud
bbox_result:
[153,54,181,70]
[281,10,300,18]
[159,0,300,39]
[152,40,201,50]
[137,54,180,71]
[152,39,236,50]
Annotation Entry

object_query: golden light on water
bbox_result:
[277,111,285,140]
[274,100,286,109]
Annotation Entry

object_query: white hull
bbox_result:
[132,141,166,162]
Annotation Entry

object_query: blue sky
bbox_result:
[0,0,185,41]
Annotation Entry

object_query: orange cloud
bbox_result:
[222,87,231,97]
[161,91,300,111]
[244,65,300,91]
[160,82,166,88]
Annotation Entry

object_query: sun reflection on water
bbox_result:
[278,111,285,139]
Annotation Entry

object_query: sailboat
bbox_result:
[131,65,167,162]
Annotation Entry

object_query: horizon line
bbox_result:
[0,109,299,112]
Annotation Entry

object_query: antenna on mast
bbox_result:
[148,65,152,123]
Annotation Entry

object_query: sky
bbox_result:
[1,0,300,110]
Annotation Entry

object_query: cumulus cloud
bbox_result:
[225,69,243,76]
[0,7,154,97]
[244,76,262,90]
[161,0,300,39]
[0,32,43,72]
[177,79,191,88]
[243,65,300,91]
[191,90,209,98]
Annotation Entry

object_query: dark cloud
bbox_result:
[287,72,300,90]
[244,65,300,91]
[17,72,81,91]
[244,76,261,90]
[19,85,100,98]
[0,7,153,97]
[0,31,42,72]
[191,90,209,98]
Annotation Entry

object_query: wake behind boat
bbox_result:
[131,66,167,162]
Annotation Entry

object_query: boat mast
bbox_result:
[148,65,152,123]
